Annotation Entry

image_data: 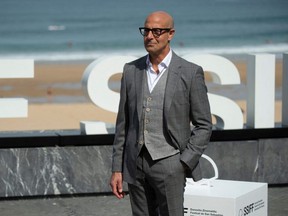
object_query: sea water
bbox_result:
[0,0,288,61]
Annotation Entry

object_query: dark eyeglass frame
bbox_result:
[139,27,171,38]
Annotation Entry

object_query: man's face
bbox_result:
[143,14,174,56]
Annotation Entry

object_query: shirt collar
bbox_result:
[146,49,173,70]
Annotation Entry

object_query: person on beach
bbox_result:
[110,11,212,216]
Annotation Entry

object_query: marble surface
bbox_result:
[0,146,113,197]
[258,138,288,184]
[203,140,259,181]
[203,138,288,184]
[0,137,287,198]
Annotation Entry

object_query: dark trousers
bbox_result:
[128,147,186,216]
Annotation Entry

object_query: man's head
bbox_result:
[140,11,175,58]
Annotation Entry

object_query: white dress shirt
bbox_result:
[146,49,172,92]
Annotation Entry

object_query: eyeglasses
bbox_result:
[139,27,171,38]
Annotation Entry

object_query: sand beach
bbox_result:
[0,58,283,132]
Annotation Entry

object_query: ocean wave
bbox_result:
[0,43,287,62]
[48,25,66,31]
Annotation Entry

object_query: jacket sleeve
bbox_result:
[111,64,129,172]
[180,66,212,171]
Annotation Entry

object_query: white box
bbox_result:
[184,179,267,216]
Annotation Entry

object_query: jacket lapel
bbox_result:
[164,52,182,117]
[135,56,147,123]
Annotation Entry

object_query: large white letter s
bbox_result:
[81,56,136,134]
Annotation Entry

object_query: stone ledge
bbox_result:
[0,129,287,198]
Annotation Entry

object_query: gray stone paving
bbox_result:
[0,186,287,216]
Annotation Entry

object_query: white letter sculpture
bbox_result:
[0,59,34,118]
[247,54,275,128]
[81,56,136,134]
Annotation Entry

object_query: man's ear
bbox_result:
[168,29,175,41]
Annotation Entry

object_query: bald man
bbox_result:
[110,11,212,216]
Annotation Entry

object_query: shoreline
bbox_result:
[2,42,287,62]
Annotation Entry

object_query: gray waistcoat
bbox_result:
[139,69,179,160]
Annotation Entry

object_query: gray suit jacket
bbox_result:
[112,52,212,184]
